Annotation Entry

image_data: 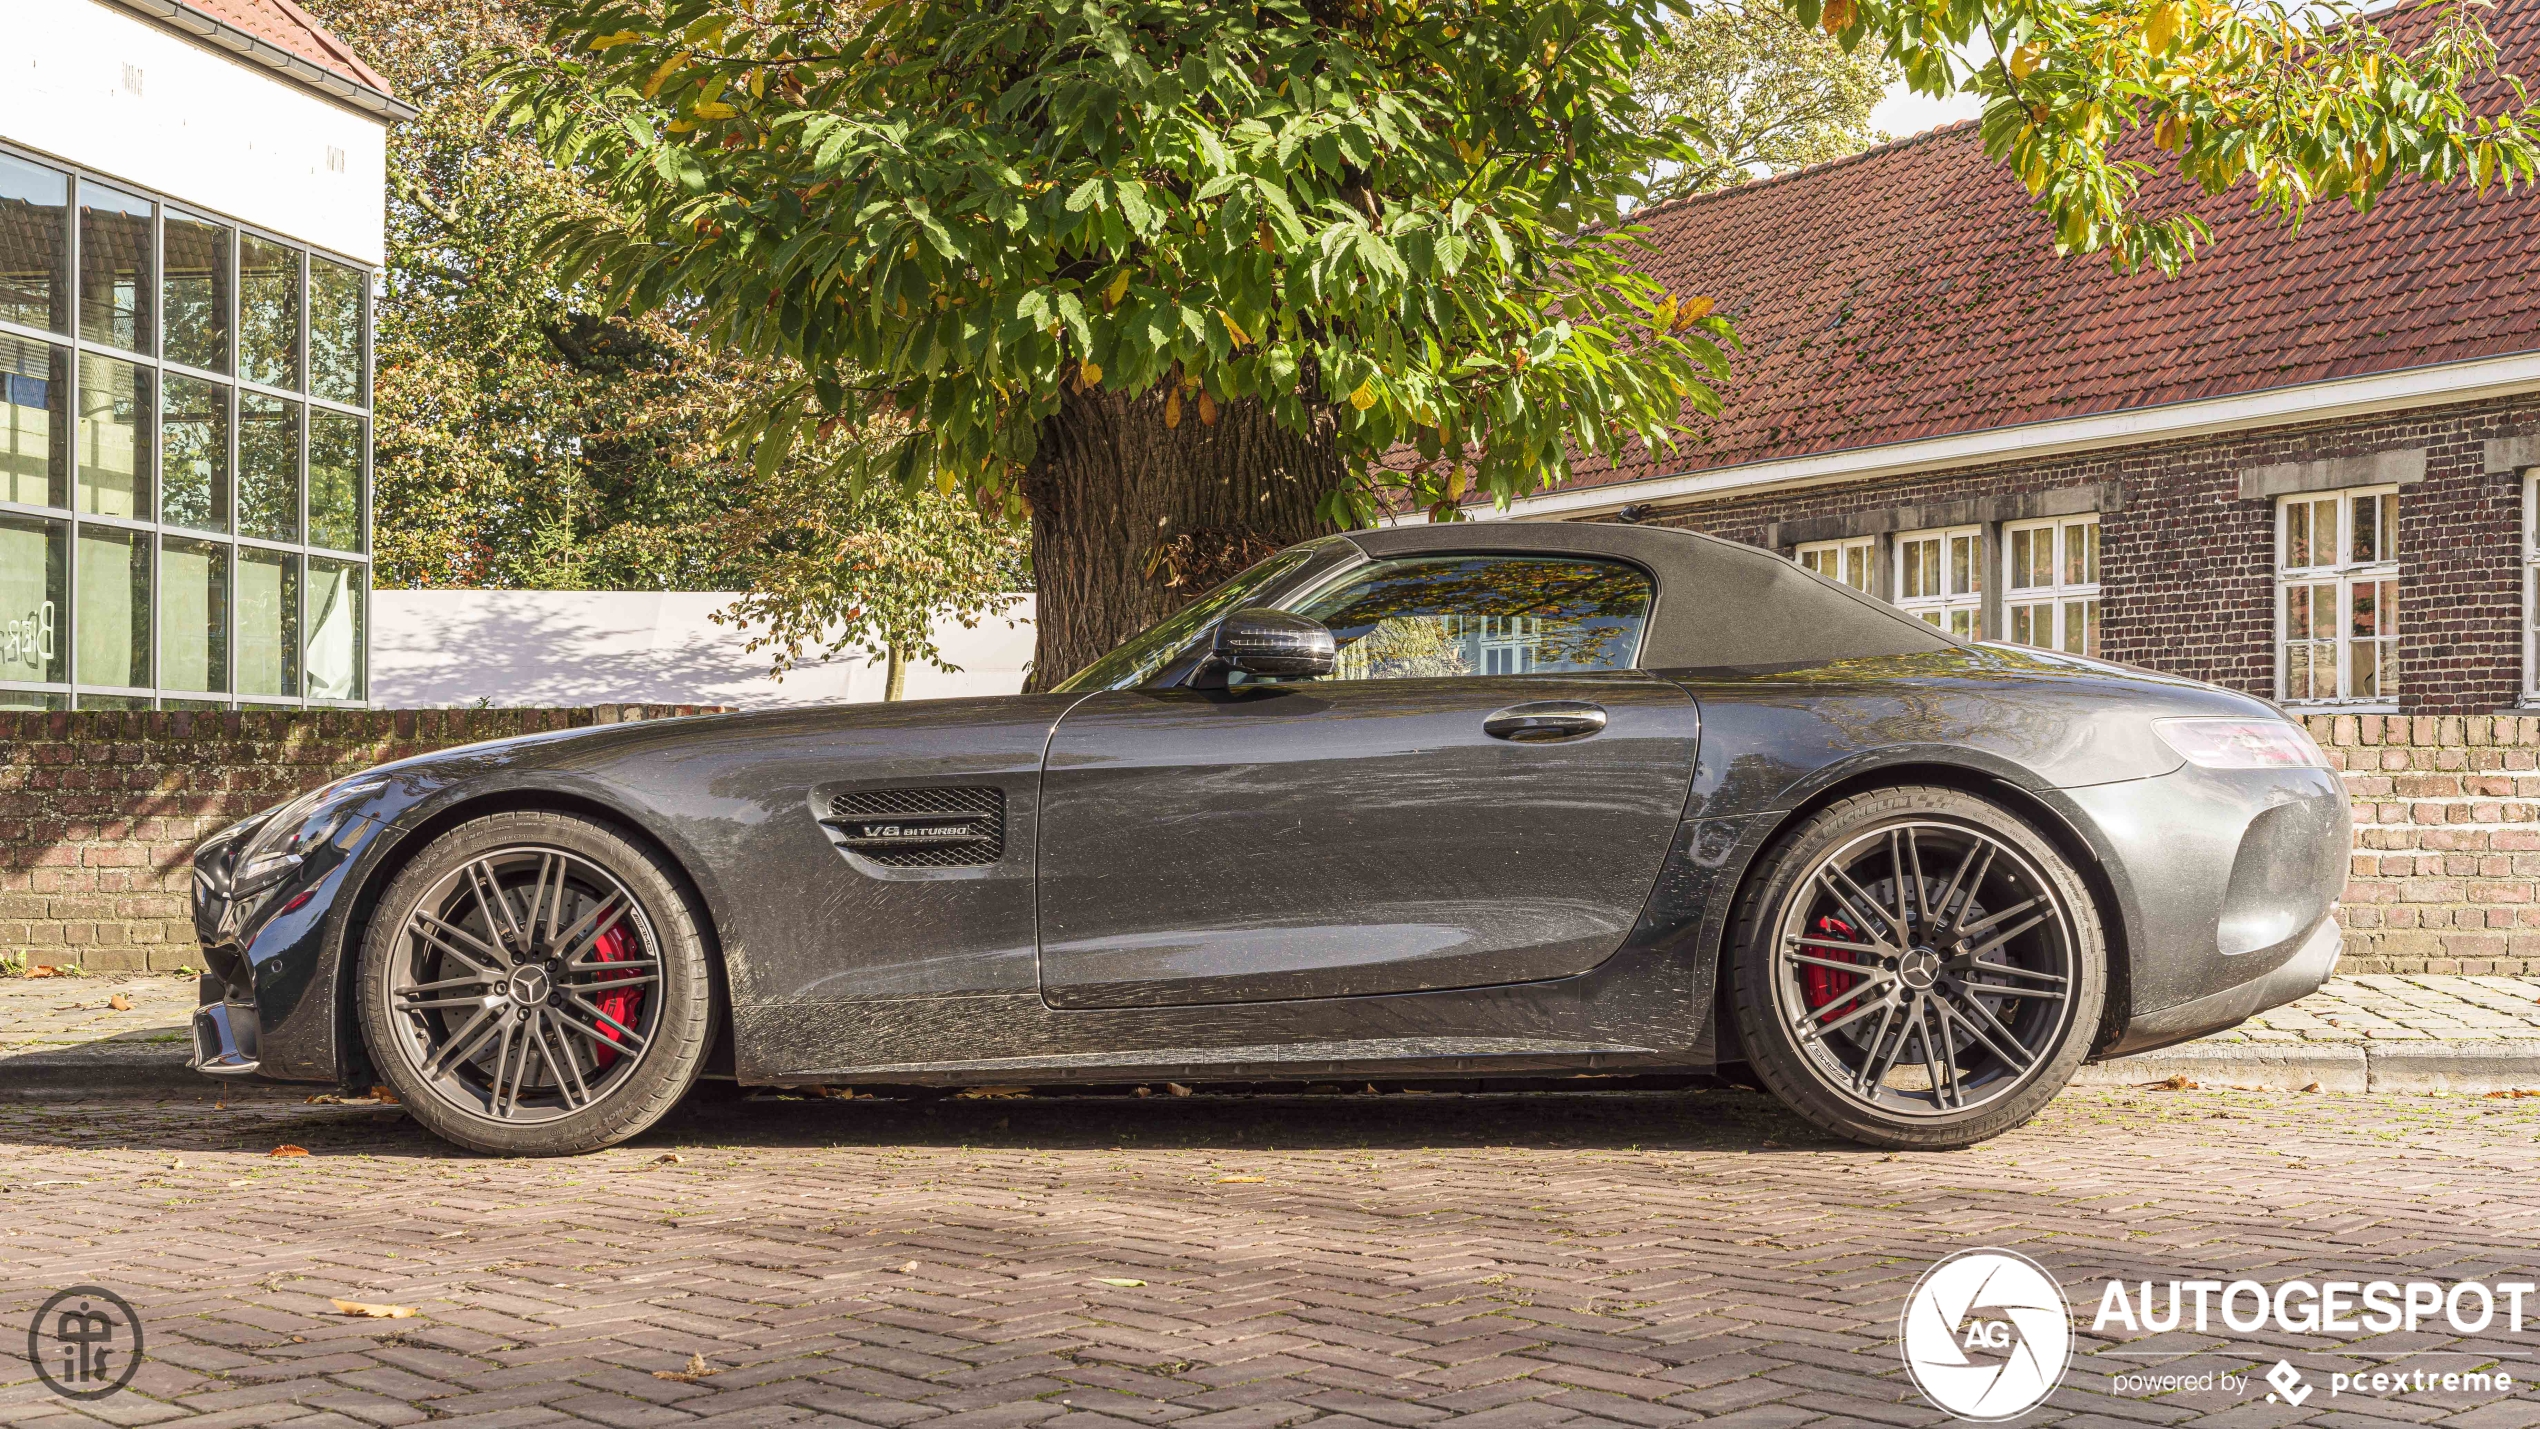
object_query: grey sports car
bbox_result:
[187,523,2349,1155]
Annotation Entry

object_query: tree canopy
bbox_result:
[1634,1,1898,201]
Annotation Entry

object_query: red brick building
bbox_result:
[1468,1,2540,716]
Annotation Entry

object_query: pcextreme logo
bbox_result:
[1900,1249,2074,1422]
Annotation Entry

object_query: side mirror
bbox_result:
[1201,608,1335,684]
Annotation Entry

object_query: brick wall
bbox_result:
[0,706,731,972]
[2314,712,2540,976]
[1640,389,2540,715]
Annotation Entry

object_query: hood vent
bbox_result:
[822,787,1005,867]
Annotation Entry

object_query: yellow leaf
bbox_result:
[330,1299,416,1319]
[2009,43,2046,80]
[2146,1,2185,52]
[1674,295,1714,328]
[1820,0,1856,33]
[1095,1278,1146,1287]
[691,101,736,120]
[1080,361,1103,387]
[1219,310,1249,345]
[1446,467,1468,502]
[937,469,958,496]
[642,51,691,99]
[590,30,643,51]
[1349,381,1378,411]
[269,1144,309,1157]
[1165,389,1183,428]
[1197,392,1218,425]
[1215,1175,1265,1185]
[108,993,131,1010]
[1652,296,1677,334]
[1105,270,1131,309]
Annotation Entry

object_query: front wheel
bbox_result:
[358,810,715,1156]
[1727,786,2106,1150]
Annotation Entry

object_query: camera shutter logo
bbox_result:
[1900,1250,2073,1421]
[26,1286,144,1400]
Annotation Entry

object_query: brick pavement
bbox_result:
[2,1084,2539,1428]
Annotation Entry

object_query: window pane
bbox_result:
[159,536,228,693]
[237,548,299,697]
[0,514,66,684]
[306,558,364,699]
[2310,498,2338,568]
[2350,490,2380,566]
[2311,584,2336,640]
[1294,556,1652,681]
[308,412,363,552]
[0,335,67,508]
[2009,528,2038,589]
[2069,521,2098,586]
[1901,538,1932,598]
[2285,584,2311,641]
[2284,502,2309,570]
[2063,599,2097,657]
[163,214,231,374]
[2352,639,2381,700]
[160,374,228,533]
[0,153,69,333]
[1802,548,1829,578]
[2008,602,2037,646]
[74,524,149,688]
[1947,606,1975,639]
[1951,533,1980,595]
[2376,494,2398,563]
[78,182,153,353]
[238,393,300,541]
[76,352,151,519]
[239,236,300,390]
[1842,544,1870,591]
[310,260,365,405]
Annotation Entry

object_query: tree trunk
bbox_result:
[884,641,906,701]
[1022,384,1349,690]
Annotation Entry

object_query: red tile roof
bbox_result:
[168,0,393,95]
[1545,0,2540,499]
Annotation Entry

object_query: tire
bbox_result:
[357,810,715,1156]
[1726,786,2106,1150]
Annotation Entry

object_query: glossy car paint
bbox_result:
[189,524,2350,1091]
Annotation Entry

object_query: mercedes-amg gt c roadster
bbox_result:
[188,523,2349,1154]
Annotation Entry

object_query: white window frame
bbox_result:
[2276,485,2399,710]
[1796,536,1876,594]
[2524,470,2540,705]
[1894,525,1984,637]
[2002,515,2100,657]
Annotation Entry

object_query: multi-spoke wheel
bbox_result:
[1728,787,2106,1150]
[358,811,714,1156]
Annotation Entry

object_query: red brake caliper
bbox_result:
[1799,915,1860,1015]
[588,924,645,1070]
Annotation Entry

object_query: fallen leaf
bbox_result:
[654,1353,717,1383]
[307,1095,342,1105]
[2146,1075,2197,1091]
[370,1086,401,1105]
[1133,1086,1152,1097]
[955,1085,1031,1099]
[330,1299,416,1319]
[270,1145,310,1157]
[1094,1278,1146,1288]
[652,1153,685,1165]
[108,993,131,1010]
[24,965,54,978]
[898,1261,921,1274]
[2302,1082,2324,1093]
[2487,1090,2513,1099]
[224,1178,255,1187]
[1215,1176,1265,1185]
[1166,1083,1193,1097]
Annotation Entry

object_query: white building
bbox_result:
[0,0,401,711]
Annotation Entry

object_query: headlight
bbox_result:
[230,774,388,895]
[2152,717,2331,770]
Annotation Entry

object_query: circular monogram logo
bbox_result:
[26,1286,144,1400]
[1899,1249,2071,1421]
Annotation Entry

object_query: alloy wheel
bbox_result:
[1769,819,2078,1118]
[379,846,662,1124]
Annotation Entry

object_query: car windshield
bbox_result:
[1051,547,1317,692]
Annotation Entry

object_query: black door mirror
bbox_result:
[1201,608,1336,684]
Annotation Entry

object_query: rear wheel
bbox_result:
[358,811,714,1156]
[1727,786,2105,1150]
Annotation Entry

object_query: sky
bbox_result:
[1871,81,1985,139]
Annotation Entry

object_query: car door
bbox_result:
[1036,552,1700,1009]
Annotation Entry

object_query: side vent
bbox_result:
[822,787,1005,867]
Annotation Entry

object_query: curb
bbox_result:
[0,1048,234,1099]
[2074,1039,2540,1094]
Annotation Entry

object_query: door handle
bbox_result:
[1483,701,1608,743]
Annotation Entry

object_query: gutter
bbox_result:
[102,0,421,123]
[1418,346,2540,524]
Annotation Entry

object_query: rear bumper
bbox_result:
[2092,911,2342,1059]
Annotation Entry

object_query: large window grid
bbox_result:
[2003,515,2100,656]
[2277,487,2398,708]
[1797,536,1876,593]
[0,141,371,711]
[1894,525,1984,637]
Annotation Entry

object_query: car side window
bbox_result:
[1282,555,1653,681]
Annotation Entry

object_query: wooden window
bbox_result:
[1894,526,1983,637]
[1796,536,1875,593]
[2278,488,2398,706]
[2003,516,2099,657]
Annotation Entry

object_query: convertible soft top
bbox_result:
[1348,522,1954,672]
